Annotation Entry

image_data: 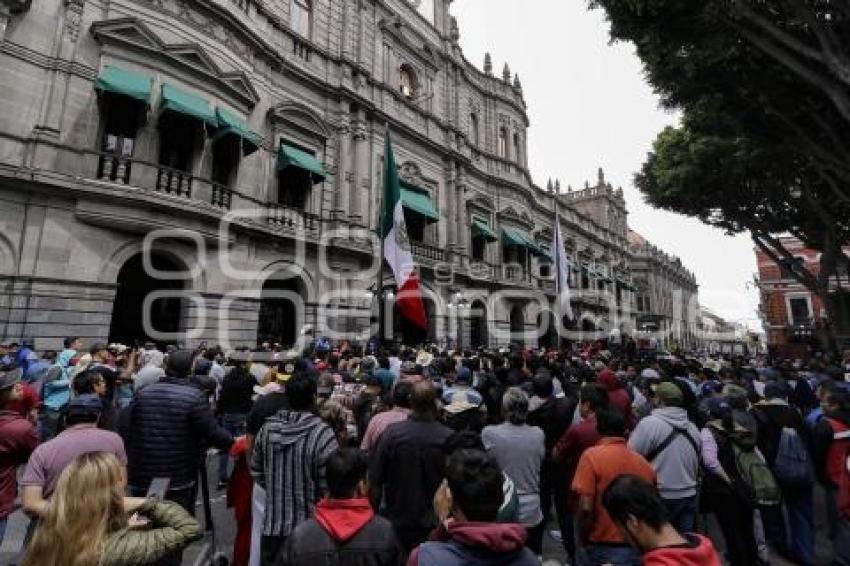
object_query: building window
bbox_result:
[278,141,317,210]
[404,209,425,243]
[539,263,551,278]
[399,65,417,99]
[787,295,812,326]
[513,132,521,164]
[470,113,479,147]
[211,135,241,188]
[291,0,311,38]
[158,113,200,174]
[498,128,508,159]
[471,235,486,261]
[97,94,143,183]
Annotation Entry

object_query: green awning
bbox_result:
[502,227,545,256]
[400,184,440,223]
[94,65,153,104]
[214,108,262,155]
[472,218,498,242]
[618,279,638,292]
[277,143,327,183]
[160,84,218,127]
[537,245,553,262]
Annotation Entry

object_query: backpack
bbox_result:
[730,437,781,507]
[773,426,813,486]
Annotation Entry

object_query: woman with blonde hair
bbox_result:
[23,451,201,566]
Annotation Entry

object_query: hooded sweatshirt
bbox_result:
[314,498,374,542]
[249,410,339,537]
[597,369,634,427]
[409,522,538,566]
[643,534,722,566]
[628,407,701,499]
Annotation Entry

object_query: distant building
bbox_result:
[698,308,755,356]
[628,230,700,350]
[755,236,850,358]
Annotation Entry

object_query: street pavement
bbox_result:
[0,454,839,565]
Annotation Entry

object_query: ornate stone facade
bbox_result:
[0,0,687,349]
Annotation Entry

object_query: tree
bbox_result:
[590,0,850,351]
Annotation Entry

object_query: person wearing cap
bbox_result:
[750,380,815,565]
[21,393,127,519]
[0,368,38,545]
[628,381,702,535]
[442,386,486,433]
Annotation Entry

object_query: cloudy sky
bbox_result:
[450,0,761,330]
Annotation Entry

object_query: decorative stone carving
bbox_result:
[483,52,492,75]
[65,0,85,43]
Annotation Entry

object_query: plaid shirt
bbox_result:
[250,410,338,536]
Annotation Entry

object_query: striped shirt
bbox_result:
[250,410,338,537]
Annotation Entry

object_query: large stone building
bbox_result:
[628,230,700,350]
[0,0,686,350]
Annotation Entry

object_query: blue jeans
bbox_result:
[0,516,6,547]
[217,413,246,483]
[581,544,641,566]
[663,495,698,534]
[762,485,814,565]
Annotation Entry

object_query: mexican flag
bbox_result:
[381,135,427,330]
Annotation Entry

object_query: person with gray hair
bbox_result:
[481,387,546,557]
[133,347,166,392]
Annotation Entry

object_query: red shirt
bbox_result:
[554,416,601,487]
[0,411,39,518]
[571,437,656,544]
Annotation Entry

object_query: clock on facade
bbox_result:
[407,0,434,23]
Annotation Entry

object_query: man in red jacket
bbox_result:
[602,474,721,566]
[0,368,39,546]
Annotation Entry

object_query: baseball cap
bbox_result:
[67,394,103,416]
[0,368,22,390]
[706,396,732,419]
[654,382,684,406]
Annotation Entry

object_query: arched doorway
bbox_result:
[258,276,306,348]
[538,310,558,350]
[108,253,185,345]
[469,300,488,349]
[509,305,525,346]
[391,294,434,346]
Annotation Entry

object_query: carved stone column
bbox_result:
[334,111,352,219]
[445,161,456,253]
[455,165,467,258]
[350,109,367,224]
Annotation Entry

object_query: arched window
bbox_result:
[470,113,479,147]
[291,0,312,38]
[498,127,508,159]
[399,65,417,99]
[513,132,522,164]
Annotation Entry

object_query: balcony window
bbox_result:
[291,0,311,38]
[404,210,426,243]
[539,263,551,278]
[211,135,241,188]
[277,141,327,209]
[513,132,521,164]
[470,113,479,147]
[472,237,486,261]
[158,113,199,174]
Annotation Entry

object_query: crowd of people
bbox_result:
[0,336,849,566]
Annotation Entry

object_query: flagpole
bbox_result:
[377,124,388,346]
[553,192,563,350]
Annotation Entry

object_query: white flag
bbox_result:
[553,218,574,320]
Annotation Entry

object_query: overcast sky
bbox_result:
[451,0,761,330]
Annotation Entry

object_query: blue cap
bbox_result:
[706,396,731,419]
[67,394,103,415]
